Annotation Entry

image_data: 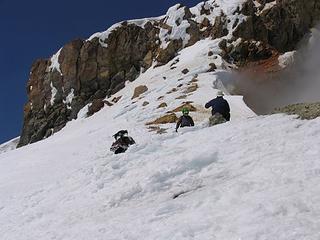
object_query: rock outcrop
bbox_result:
[18,0,320,147]
[132,85,148,99]
[232,0,320,64]
[146,113,178,125]
[274,102,320,120]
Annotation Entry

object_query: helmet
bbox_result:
[217,90,224,97]
[113,130,128,140]
[182,107,189,115]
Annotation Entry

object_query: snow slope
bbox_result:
[0,137,19,155]
[1,101,320,239]
[1,16,320,240]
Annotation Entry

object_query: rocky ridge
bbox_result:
[274,102,320,120]
[18,0,320,147]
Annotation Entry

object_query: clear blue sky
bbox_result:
[0,0,201,144]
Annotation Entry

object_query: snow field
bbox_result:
[1,111,320,239]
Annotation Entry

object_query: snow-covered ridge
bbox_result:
[191,0,246,24]
[159,4,191,49]
[0,137,19,154]
[88,0,247,50]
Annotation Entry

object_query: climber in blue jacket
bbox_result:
[205,91,230,125]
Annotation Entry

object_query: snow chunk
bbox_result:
[50,82,58,106]
[278,51,296,68]
[127,16,163,28]
[63,89,75,109]
[262,1,276,12]
[88,23,121,48]
[253,0,262,8]
[165,4,186,26]
[256,0,277,15]
[0,137,19,155]
[77,104,91,119]
[49,49,62,75]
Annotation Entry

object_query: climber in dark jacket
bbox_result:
[176,107,195,132]
[110,130,136,154]
[205,90,230,121]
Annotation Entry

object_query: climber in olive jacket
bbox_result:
[205,91,230,121]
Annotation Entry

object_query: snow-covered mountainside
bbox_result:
[2,0,320,239]
[18,0,320,147]
[1,36,320,239]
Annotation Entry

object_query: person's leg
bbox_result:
[209,113,226,126]
[225,113,230,121]
[115,147,125,154]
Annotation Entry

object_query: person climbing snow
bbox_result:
[110,130,135,154]
[176,107,195,132]
[205,90,230,126]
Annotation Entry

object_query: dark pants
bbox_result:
[115,147,127,154]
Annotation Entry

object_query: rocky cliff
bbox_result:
[18,0,320,147]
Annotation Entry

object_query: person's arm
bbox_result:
[226,101,230,112]
[128,137,135,145]
[205,101,210,109]
[176,117,182,132]
[190,116,195,126]
[205,99,213,109]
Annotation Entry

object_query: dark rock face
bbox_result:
[265,0,320,51]
[18,23,159,147]
[18,0,320,147]
[234,0,320,53]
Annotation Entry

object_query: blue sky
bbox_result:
[0,0,201,144]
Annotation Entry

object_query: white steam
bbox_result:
[231,25,320,114]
